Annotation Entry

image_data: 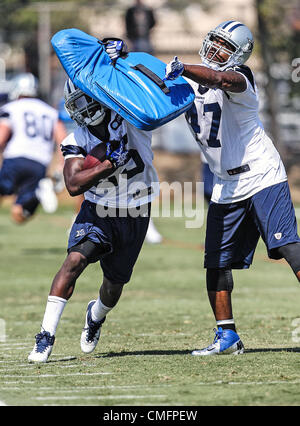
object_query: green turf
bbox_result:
[0,205,300,406]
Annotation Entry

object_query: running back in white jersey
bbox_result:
[61,110,159,208]
[0,98,59,167]
[185,65,287,203]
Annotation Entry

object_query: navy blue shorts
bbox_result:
[0,157,46,214]
[68,200,150,284]
[204,181,300,269]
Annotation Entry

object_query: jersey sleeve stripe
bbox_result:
[60,144,87,158]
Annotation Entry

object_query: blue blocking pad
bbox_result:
[51,29,195,130]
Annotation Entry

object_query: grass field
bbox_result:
[0,204,300,407]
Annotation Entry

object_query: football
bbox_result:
[82,143,107,170]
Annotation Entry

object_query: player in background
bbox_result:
[28,75,159,363]
[0,73,66,223]
[163,20,300,355]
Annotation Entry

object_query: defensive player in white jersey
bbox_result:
[28,77,159,363]
[0,73,66,223]
[163,20,300,355]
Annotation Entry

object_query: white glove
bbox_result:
[164,56,184,81]
[105,39,127,61]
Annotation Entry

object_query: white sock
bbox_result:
[216,318,236,330]
[41,295,67,336]
[91,297,112,322]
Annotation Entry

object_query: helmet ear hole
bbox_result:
[63,78,106,127]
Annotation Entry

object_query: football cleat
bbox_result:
[80,300,106,354]
[145,218,162,244]
[36,178,58,214]
[192,327,244,356]
[28,331,55,363]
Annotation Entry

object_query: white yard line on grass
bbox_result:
[33,395,166,401]
[0,364,79,371]
[0,341,32,346]
[1,372,112,378]
[2,379,300,392]
[0,347,31,351]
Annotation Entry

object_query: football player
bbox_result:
[163,20,300,355]
[0,73,66,223]
[28,75,160,362]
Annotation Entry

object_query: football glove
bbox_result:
[164,56,184,81]
[103,38,128,61]
[106,140,130,169]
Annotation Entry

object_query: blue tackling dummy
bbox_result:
[51,28,195,131]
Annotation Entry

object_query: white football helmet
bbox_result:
[9,73,38,100]
[63,79,106,127]
[200,20,254,71]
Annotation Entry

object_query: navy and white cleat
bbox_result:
[192,327,244,356]
[28,331,55,363]
[80,300,106,354]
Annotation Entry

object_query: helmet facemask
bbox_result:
[200,33,238,71]
[64,80,106,127]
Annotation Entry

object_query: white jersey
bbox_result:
[61,110,159,208]
[0,98,59,167]
[185,65,287,203]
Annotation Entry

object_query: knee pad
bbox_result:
[276,243,300,275]
[206,268,234,292]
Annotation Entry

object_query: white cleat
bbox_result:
[192,327,244,356]
[145,218,162,244]
[80,301,106,354]
[36,178,58,213]
[28,331,55,363]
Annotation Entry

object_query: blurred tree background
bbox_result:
[1,0,298,74]
[1,0,300,166]
[1,0,298,73]
[0,0,88,78]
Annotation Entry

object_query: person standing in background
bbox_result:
[125,0,156,54]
